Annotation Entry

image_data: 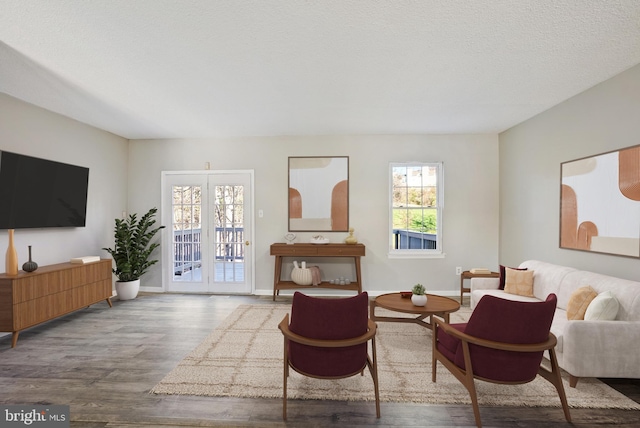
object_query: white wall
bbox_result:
[499,63,640,280]
[129,134,499,295]
[0,93,128,269]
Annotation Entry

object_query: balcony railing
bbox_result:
[392,229,437,249]
[173,227,244,275]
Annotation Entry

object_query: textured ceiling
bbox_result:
[1,0,640,140]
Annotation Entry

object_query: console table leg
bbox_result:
[273,255,283,301]
[106,297,113,308]
[11,331,19,348]
[354,256,362,293]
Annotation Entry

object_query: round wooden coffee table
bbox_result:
[370,293,460,329]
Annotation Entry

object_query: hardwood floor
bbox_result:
[0,293,638,427]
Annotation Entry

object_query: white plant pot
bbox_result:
[115,279,140,300]
[411,294,428,306]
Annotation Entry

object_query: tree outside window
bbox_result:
[390,162,443,255]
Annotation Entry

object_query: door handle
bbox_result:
[245,241,250,246]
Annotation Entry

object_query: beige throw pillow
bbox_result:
[567,286,598,320]
[504,267,535,297]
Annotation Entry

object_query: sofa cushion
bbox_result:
[550,308,568,353]
[584,290,619,321]
[504,268,535,297]
[470,289,540,309]
[566,286,597,320]
[518,260,575,304]
[499,265,527,290]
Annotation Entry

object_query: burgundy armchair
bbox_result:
[278,291,380,420]
[432,294,571,428]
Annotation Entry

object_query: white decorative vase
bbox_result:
[291,261,313,285]
[411,294,428,306]
[115,279,140,300]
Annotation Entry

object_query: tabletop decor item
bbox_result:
[345,227,358,244]
[284,233,296,245]
[5,229,18,275]
[310,235,329,244]
[22,245,38,272]
[411,283,427,306]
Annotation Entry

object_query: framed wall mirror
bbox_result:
[288,156,349,232]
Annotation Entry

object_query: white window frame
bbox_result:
[388,162,444,259]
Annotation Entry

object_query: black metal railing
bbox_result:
[173,227,244,274]
[392,229,437,249]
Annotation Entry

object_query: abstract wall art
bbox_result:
[560,144,640,258]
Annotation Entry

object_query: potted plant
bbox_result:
[411,283,427,306]
[102,207,165,300]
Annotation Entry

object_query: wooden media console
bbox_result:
[0,259,113,347]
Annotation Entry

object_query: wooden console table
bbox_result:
[0,259,113,347]
[459,270,499,304]
[270,243,365,301]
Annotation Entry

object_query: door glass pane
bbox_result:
[213,185,245,283]
[172,185,202,282]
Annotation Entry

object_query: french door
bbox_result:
[161,171,254,293]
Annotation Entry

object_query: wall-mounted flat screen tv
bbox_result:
[0,151,89,229]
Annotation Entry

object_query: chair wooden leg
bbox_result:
[539,349,572,422]
[432,324,438,382]
[459,341,482,428]
[282,339,288,420]
[369,336,381,418]
[468,381,482,428]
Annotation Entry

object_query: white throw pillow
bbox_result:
[584,291,619,321]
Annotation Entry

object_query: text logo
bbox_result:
[0,406,69,427]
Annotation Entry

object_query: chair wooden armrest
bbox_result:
[279,314,377,347]
[432,317,557,352]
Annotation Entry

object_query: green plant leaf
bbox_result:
[102,207,165,281]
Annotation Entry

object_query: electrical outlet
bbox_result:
[455,266,462,275]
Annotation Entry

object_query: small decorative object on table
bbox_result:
[310,235,329,244]
[411,283,427,306]
[22,245,38,272]
[345,227,358,244]
[5,229,18,275]
[284,233,296,245]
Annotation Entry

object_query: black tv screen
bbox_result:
[0,151,89,229]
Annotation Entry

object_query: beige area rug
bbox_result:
[151,304,640,409]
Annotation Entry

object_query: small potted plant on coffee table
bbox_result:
[411,283,427,306]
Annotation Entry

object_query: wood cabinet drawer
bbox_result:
[316,245,365,256]
[270,245,319,256]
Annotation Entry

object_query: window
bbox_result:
[389,162,443,257]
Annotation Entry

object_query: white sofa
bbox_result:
[470,260,640,387]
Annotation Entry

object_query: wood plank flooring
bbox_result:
[0,293,638,427]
